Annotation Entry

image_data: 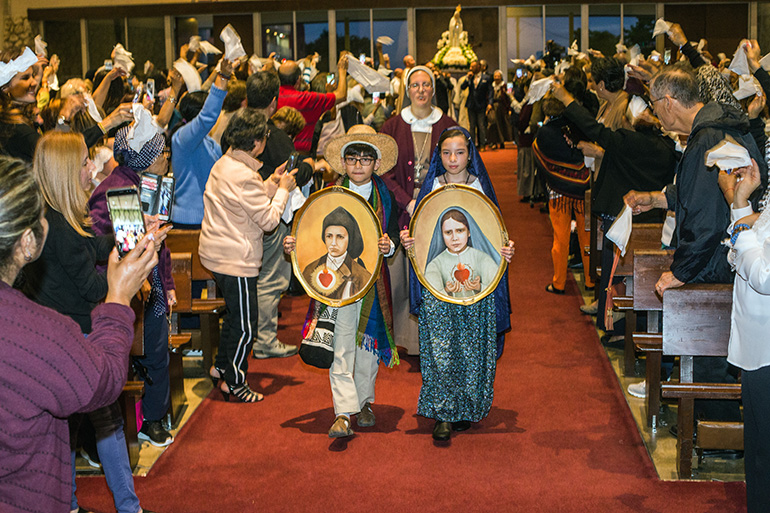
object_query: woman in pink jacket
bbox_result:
[199,108,297,403]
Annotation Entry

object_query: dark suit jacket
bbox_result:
[462,72,493,113]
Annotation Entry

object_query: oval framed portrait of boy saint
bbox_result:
[408,184,508,305]
[291,186,384,307]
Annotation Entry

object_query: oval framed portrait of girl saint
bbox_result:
[408,184,509,305]
[291,186,384,308]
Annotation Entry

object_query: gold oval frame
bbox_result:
[291,186,384,308]
[408,184,508,306]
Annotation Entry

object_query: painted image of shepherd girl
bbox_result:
[424,206,500,298]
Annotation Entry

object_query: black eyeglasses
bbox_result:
[344,156,375,166]
[647,96,665,111]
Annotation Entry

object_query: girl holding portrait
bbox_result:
[401,126,514,441]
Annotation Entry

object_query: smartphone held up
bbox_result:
[106,186,146,258]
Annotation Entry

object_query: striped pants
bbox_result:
[213,272,258,387]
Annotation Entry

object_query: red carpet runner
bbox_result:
[78,147,746,512]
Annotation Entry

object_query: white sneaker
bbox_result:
[627,380,646,398]
[252,340,298,359]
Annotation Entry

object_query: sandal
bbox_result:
[545,284,565,295]
[220,381,264,403]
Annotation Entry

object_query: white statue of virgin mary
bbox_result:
[448,5,463,48]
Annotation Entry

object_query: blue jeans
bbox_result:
[71,402,140,513]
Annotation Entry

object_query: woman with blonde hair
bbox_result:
[24,131,161,513]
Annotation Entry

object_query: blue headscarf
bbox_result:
[408,126,512,351]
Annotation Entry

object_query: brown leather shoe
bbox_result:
[328,416,354,438]
[357,403,375,427]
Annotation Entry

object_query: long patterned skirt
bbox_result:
[416,289,497,423]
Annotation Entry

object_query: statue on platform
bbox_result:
[448,5,463,48]
[432,5,478,69]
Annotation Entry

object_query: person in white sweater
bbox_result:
[724,158,770,513]
[199,108,297,403]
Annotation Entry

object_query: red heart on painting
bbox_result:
[318,269,333,288]
[454,263,470,282]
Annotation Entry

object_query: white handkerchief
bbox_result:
[128,104,161,153]
[649,50,662,62]
[0,47,37,88]
[347,55,390,94]
[729,44,750,76]
[652,18,672,38]
[584,156,595,169]
[615,42,628,55]
[555,60,571,75]
[173,58,202,92]
[759,53,770,72]
[628,44,641,66]
[249,55,262,74]
[49,72,59,91]
[91,146,113,180]
[188,36,201,53]
[526,76,553,105]
[734,75,760,100]
[113,44,135,73]
[84,93,102,123]
[607,205,633,257]
[282,188,307,224]
[220,24,247,62]
[376,36,394,46]
[705,136,752,171]
[34,35,47,57]
[627,95,648,121]
[567,40,578,56]
[346,84,365,105]
[200,41,222,55]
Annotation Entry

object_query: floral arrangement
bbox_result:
[432,31,476,69]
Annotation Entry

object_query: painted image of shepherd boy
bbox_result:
[302,207,372,300]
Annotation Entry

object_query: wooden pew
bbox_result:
[659,284,742,478]
[586,189,601,299]
[119,381,144,470]
[608,224,663,388]
[630,250,674,429]
[168,333,192,427]
[118,294,146,470]
[165,230,225,372]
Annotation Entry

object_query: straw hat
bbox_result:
[325,125,398,176]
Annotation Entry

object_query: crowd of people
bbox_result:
[0,16,769,513]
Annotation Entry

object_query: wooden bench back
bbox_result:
[615,223,663,276]
[662,284,733,357]
[633,249,674,311]
[170,252,193,312]
[165,229,214,282]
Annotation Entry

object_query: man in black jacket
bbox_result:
[627,66,768,424]
[461,60,493,149]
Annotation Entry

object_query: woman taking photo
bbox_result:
[380,65,455,354]
[89,124,176,447]
[23,132,164,513]
[0,156,157,513]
